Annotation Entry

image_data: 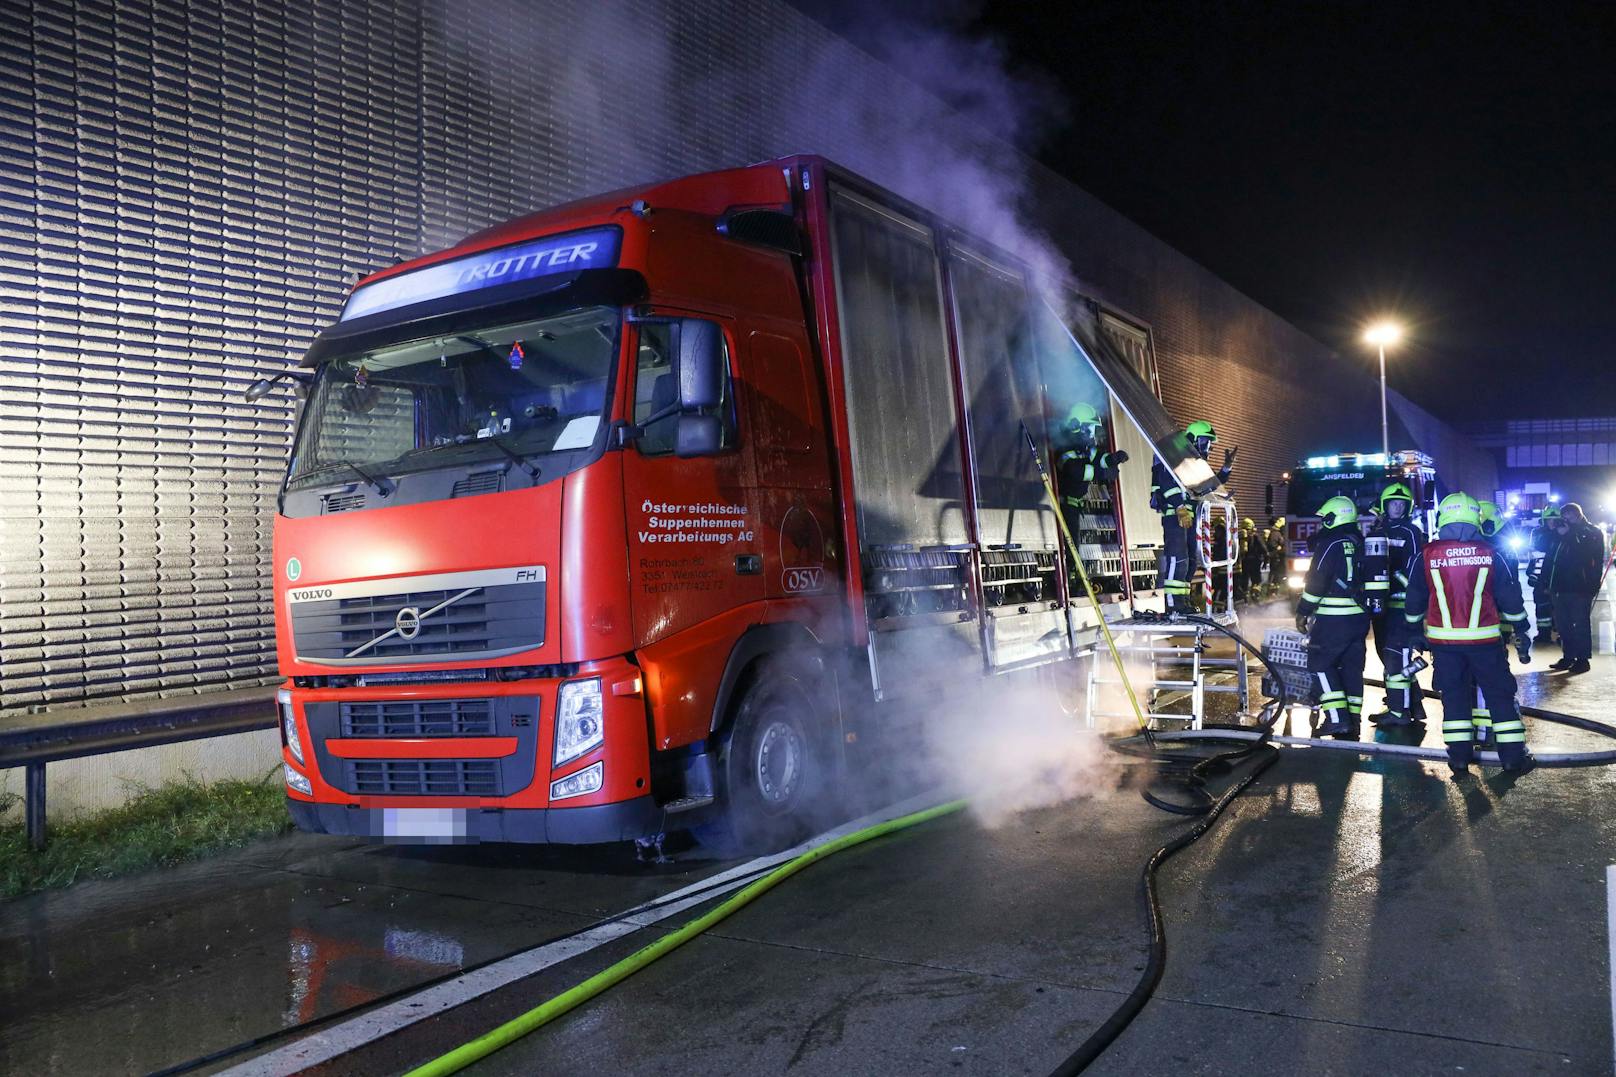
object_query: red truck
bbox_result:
[255,157,1215,850]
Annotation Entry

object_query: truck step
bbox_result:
[660,795,715,814]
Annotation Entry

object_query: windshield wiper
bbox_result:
[485,434,542,480]
[299,459,392,496]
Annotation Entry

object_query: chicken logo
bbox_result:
[780,505,826,594]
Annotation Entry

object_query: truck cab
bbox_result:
[1282,450,1438,588]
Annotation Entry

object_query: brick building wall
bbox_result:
[0,0,1484,715]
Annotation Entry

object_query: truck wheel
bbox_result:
[693,655,829,857]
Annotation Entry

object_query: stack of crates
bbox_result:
[1262,628,1313,707]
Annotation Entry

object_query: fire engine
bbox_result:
[1282,450,1438,589]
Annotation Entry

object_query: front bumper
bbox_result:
[286,796,662,844]
[279,657,653,843]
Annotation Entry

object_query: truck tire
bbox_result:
[692,654,830,857]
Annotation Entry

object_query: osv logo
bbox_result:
[783,566,824,594]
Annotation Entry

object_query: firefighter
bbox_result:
[1295,495,1370,738]
[1404,492,1533,777]
[1528,504,1561,642]
[1367,482,1426,727]
[1055,402,1128,586]
[1264,516,1288,598]
[1151,420,1232,612]
[1236,517,1266,601]
[1056,402,1127,506]
[1546,502,1605,675]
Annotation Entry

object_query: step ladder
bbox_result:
[1084,615,1250,730]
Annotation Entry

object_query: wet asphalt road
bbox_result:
[3,612,1615,1076]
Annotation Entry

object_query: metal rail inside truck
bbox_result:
[255,156,1223,850]
[1282,450,1438,590]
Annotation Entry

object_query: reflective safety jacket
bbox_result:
[1404,539,1526,644]
[1296,524,1368,617]
[1150,458,1187,516]
[1058,447,1122,505]
[1379,518,1424,610]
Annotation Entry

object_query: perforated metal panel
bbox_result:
[2,0,1475,718]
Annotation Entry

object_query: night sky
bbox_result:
[797,1,1615,425]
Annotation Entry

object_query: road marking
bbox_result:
[1608,865,1616,1076]
[219,789,950,1076]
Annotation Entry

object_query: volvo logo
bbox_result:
[394,606,422,640]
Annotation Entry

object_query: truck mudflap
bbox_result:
[286,795,662,845]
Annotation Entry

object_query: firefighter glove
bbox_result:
[1294,611,1313,635]
[1175,505,1195,528]
[1526,572,1540,587]
[1222,447,1238,469]
[1516,635,1532,664]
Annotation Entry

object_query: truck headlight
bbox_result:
[550,761,604,801]
[1290,556,1312,573]
[284,764,313,796]
[554,678,604,765]
[278,690,304,765]
[1287,575,1306,589]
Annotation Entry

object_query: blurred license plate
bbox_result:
[382,807,467,840]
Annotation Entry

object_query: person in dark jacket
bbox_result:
[1054,402,1128,580]
[1405,492,1532,777]
[1367,483,1426,727]
[1547,502,1605,674]
[1296,496,1370,738]
[1151,420,1231,612]
[1264,517,1288,598]
[1528,505,1562,642]
[1236,517,1266,601]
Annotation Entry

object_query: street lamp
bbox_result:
[1363,321,1403,460]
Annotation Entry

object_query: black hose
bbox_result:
[1049,744,1281,1075]
[1361,675,1616,738]
[1118,612,1287,816]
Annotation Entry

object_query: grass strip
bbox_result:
[0,772,291,899]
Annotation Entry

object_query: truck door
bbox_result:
[621,318,763,646]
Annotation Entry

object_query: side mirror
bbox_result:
[674,414,723,458]
[677,319,724,409]
[243,370,313,403]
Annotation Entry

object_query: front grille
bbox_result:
[348,759,500,796]
[341,699,496,737]
[290,571,546,664]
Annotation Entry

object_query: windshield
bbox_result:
[1286,468,1389,520]
[286,306,619,491]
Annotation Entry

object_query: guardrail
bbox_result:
[1,686,279,849]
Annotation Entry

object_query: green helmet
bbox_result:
[1185,420,1217,442]
[1319,496,1357,528]
[1540,504,1562,521]
[1477,500,1501,536]
[1063,402,1102,434]
[1378,482,1413,513]
[1240,517,1255,529]
[1437,492,1481,530]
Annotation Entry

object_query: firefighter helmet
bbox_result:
[1272,517,1287,529]
[1318,496,1357,528]
[1063,402,1102,435]
[1540,504,1562,521]
[1477,500,1502,537]
[1437,492,1481,530]
[1185,420,1217,442]
[1241,517,1255,529]
[1378,482,1413,512]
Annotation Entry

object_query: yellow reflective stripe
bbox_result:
[1427,624,1501,641]
[1314,605,1365,615]
[1468,567,1489,628]
[1495,733,1527,743]
[1502,610,1526,622]
[1318,597,1360,605]
[1431,572,1452,629]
